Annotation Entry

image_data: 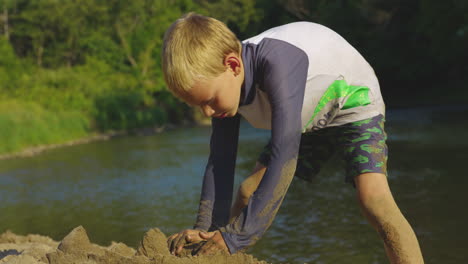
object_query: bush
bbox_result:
[94,89,167,131]
[0,100,90,155]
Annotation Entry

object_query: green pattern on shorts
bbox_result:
[353,155,369,163]
[366,127,383,134]
[351,118,373,126]
[345,147,355,153]
[260,114,388,185]
[351,133,372,143]
[345,115,388,181]
[360,144,383,154]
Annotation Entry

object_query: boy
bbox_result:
[163,13,424,263]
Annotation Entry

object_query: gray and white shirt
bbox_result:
[194,22,385,253]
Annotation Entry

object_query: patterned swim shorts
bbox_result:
[258,114,388,185]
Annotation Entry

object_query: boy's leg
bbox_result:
[338,115,423,263]
[354,173,424,264]
[229,162,266,223]
[230,130,334,222]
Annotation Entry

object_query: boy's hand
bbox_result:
[167,229,205,255]
[193,230,229,256]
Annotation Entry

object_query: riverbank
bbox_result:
[0,119,210,161]
[0,226,267,264]
[0,98,211,161]
[0,126,164,161]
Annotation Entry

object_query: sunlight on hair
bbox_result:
[162,13,241,99]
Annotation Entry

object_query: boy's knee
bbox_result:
[237,181,256,205]
[355,173,398,220]
[359,192,394,221]
[237,163,266,205]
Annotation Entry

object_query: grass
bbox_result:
[0,100,90,155]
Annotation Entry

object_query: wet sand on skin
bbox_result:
[0,226,267,264]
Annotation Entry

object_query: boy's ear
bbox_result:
[225,54,242,76]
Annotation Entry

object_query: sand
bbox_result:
[0,226,268,264]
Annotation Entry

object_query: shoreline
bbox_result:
[2,104,467,161]
[0,132,118,161]
[0,121,204,161]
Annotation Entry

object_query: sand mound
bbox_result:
[0,226,267,264]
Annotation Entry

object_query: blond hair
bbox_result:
[162,13,241,98]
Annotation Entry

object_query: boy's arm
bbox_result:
[219,40,309,253]
[194,115,241,231]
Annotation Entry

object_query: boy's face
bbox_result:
[184,54,244,119]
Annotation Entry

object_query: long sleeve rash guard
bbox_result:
[193,22,385,253]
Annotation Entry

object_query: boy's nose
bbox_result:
[201,105,214,117]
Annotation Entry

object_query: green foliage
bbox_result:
[0,0,465,154]
[261,0,467,106]
[196,0,262,35]
[0,36,24,93]
[0,100,89,154]
[94,89,167,131]
[0,36,16,65]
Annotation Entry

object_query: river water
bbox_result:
[1,106,467,263]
